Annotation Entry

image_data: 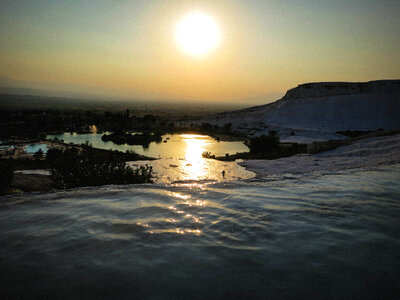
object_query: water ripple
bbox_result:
[0,165,400,299]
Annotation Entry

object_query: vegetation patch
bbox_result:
[47,148,153,189]
[309,129,400,154]
[102,131,162,147]
[337,129,382,138]
[203,131,307,161]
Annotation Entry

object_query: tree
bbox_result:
[46,148,63,164]
[33,148,43,160]
[49,148,153,189]
[223,123,232,132]
[246,131,280,155]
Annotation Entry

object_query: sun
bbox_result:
[175,11,221,57]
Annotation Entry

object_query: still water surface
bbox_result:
[47,132,249,158]
[46,133,252,183]
[25,143,49,154]
[1,165,399,298]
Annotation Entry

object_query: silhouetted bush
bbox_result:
[246,131,280,154]
[336,130,374,138]
[202,151,215,159]
[222,123,232,133]
[33,148,43,160]
[49,148,153,189]
[46,148,63,164]
[102,132,162,146]
[242,131,306,160]
[201,123,214,131]
[0,160,14,195]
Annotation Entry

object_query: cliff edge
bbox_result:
[202,80,400,142]
[282,80,400,100]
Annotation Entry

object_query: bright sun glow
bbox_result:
[175,11,220,56]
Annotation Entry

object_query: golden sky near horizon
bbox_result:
[0,0,399,103]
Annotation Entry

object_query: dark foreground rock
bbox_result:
[11,173,54,192]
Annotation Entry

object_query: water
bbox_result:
[46,133,248,158]
[130,158,255,183]
[0,145,14,150]
[24,143,48,154]
[1,165,400,299]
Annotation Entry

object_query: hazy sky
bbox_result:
[0,0,399,103]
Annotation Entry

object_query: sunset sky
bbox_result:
[0,0,399,104]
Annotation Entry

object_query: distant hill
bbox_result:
[203,80,400,142]
[0,87,53,97]
[281,80,400,100]
[0,93,246,116]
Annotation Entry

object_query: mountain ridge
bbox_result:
[282,80,400,101]
[203,80,400,142]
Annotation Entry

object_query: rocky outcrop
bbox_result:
[11,173,54,192]
[207,80,400,133]
[282,80,400,100]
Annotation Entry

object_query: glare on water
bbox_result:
[130,134,254,183]
[47,132,248,160]
[182,134,208,180]
[1,161,400,299]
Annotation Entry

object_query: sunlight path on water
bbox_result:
[130,134,255,184]
[0,165,399,299]
[183,133,208,180]
[12,122,400,299]
[47,132,248,159]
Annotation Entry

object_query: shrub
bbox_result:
[33,148,43,159]
[246,131,280,154]
[223,123,232,132]
[49,148,153,189]
[201,123,213,131]
[202,151,215,159]
[46,148,63,164]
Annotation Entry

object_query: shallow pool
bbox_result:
[24,143,48,154]
[1,165,399,298]
[47,132,248,158]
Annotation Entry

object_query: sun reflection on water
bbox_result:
[171,192,191,200]
[181,134,209,180]
[164,186,205,235]
[129,133,255,184]
[182,200,207,207]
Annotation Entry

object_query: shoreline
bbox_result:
[5,133,400,195]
